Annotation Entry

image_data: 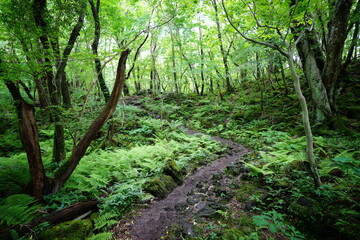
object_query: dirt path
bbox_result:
[113,97,249,240]
[115,132,248,239]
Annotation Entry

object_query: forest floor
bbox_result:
[114,128,249,240]
[112,97,250,240]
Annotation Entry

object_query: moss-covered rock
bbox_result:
[236,182,257,202]
[163,159,184,184]
[289,197,321,221]
[144,174,177,198]
[39,219,93,240]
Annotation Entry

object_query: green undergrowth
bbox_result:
[142,94,360,240]
[0,101,224,239]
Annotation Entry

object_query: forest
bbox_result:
[0,0,359,239]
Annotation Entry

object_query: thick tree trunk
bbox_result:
[322,0,353,108]
[53,50,130,193]
[296,34,333,122]
[294,0,353,124]
[4,80,47,199]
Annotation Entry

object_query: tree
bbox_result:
[89,0,111,102]
[291,0,353,125]
[222,0,322,187]
[1,50,130,198]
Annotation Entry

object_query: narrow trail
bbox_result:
[114,97,249,240]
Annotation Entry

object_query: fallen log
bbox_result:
[0,199,99,237]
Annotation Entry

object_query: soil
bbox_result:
[112,102,250,240]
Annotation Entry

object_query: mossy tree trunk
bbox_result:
[288,48,322,187]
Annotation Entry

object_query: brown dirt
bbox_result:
[113,126,249,240]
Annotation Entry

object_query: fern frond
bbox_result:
[86,232,113,240]
[0,194,41,226]
[94,212,118,230]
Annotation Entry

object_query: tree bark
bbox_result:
[3,77,47,199]
[296,32,333,122]
[211,0,232,93]
[170,27,179,95]
[89,0,111,102]
[0,200,98,237]
[288,48,321,187]
[342,0,360,70]
[322,0,353,108]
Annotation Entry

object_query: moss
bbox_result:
[222,228,244,240]
[236,183,257,202]
[89,212,99,224]
[144,174,177,198]
[163,159,184,184]
[289,197,321,221]
[39,219,93,240]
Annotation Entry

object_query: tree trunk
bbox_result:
[294,0,353,124]
[288,49,321,187]
[53,50,130,193]
[0,200,99,237]
[89,0,111,102]
[322,0,353,109]
[211,0,232,93]
[296,31,333,123]
[4,79,47,199]
[170,27,179,95]
[61,71,72,107]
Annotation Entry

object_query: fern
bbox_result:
[0,194,41,226]
[243,162,274,176]
[94,212,118,230]
[86,232,113,240]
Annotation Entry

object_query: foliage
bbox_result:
[252,210,305,239]
[0,194,42,226]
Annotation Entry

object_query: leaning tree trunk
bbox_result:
[53,50,130,193]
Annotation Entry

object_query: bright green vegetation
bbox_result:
[0,101,225,238]
[0,0,359,239]
[143,92,359,240]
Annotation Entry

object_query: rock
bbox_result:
[163,159,184,184]
[225,162,243,177]
[211,173,223,180]
[289,197,320,221]
[186,194,205,205]
[196,206,217,218]
[194,201,208,211]
[39,219,93,240]
[144,174,177,198]
[174,202,188,212]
